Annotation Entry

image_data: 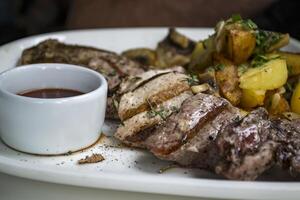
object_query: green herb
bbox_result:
[146,99,169,120]
[185,74,200,86]
[285,82,293,93]
[242,19,258,30]
[255,30,282,54]
[228,14,258,30]
[238,63,248,74]
[231,14,242,22]
[251,54,280,68]
[147,107,169,120]
[214,63,225,71]
[287,65,294,76]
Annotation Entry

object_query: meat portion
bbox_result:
[115,91,193,148]
[271,118,300,174]
[20,39,145,119]
[118,71,190,121]
[215,108,278,180]
[146,93,228,156]
[114,69,192,148]
[146,93,243,169]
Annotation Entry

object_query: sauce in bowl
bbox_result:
[19,88,84,99]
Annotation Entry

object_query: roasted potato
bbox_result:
[276,51,300,76]
[213,54,242,105]
[240,89,266,108]
[239,58,288,90]
[291,82,300,114]
[226,29,256,64]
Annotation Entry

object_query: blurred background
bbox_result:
[0,0,299,45]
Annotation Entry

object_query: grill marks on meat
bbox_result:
[115,91,192,148]
[147,93,228,156]
[115,69,192,148]
[118,72,190,121]
[20,39,145,119]
[146,93,243,170]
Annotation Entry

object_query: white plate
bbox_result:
[0,28,300,200]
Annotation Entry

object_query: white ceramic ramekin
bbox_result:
[0,63,107,155]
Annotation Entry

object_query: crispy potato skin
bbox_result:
[291,82,300,114]
[226,29,256,65]
[213,54,242,106]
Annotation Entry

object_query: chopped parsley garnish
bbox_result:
[254,30,283,54]
[227,14,258,30]
[146,99,170,120]
[251,54,281,68]
[214,63,225,71]
[285,82,293,93]
[185,74,200,86]
[238,63,248,74]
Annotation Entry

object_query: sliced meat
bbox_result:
[271,118,300,174]
[215,141,277,180]
[118,72,190,121]
[146,93,228,156]
[117,67,185,95]
[20,39,145,119]
[115,91,193,148]
[215,108,278,180]
[146,93,243,169]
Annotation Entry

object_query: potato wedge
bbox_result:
[240,89,266,108]
[213,54,242,105]
[226,29,256,64]
[239,58,288,90]
[277,51,300,76]
[291,82,300,114]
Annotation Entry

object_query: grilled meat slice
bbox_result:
[118,71,190,121]
[146,93,243,169]
[117,67,185,95]
[115,91,193,148]
[271,118,300,174]
[215,108,278,180]
[20,39,145,119]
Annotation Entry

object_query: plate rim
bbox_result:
[1,28,300,200]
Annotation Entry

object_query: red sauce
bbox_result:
[18,88,84,99]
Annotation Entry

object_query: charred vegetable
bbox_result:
[156,28,195,68]
[122,48,157,66]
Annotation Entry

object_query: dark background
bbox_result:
[0,0,299,45]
